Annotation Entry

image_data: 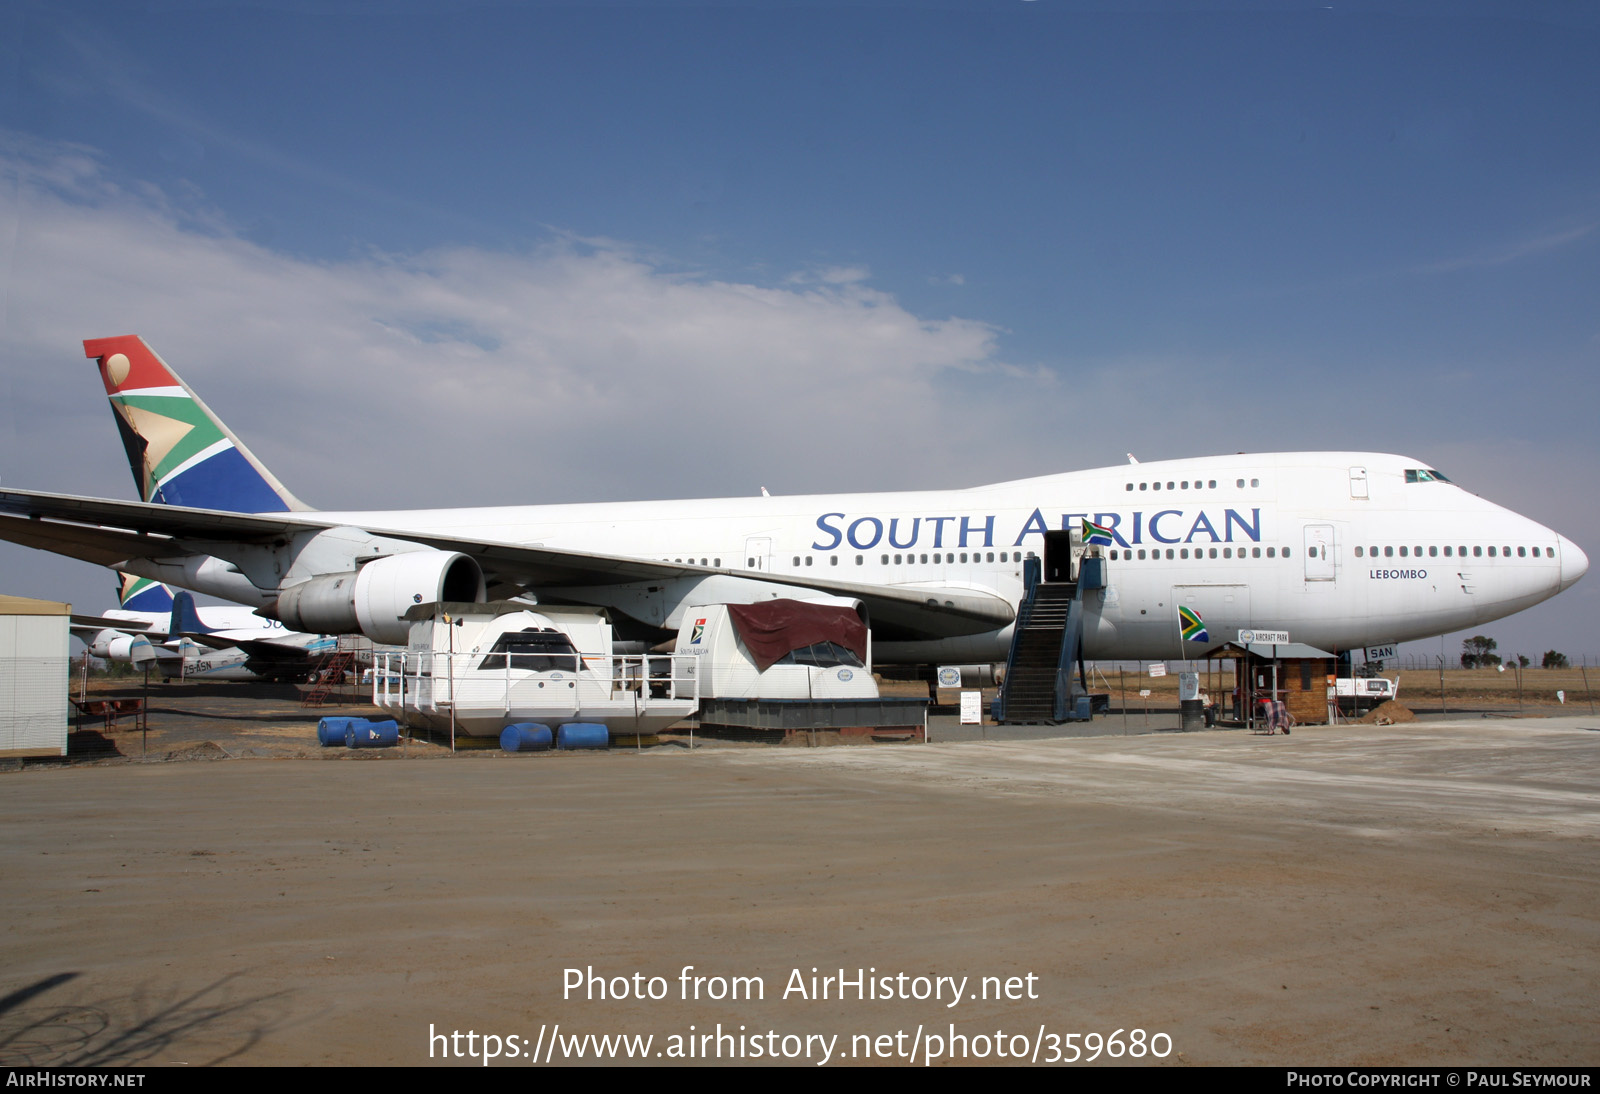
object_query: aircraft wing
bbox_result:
[0,488,1014,639]
[222,636,325,666]
[0,488,308,567]
[66,619,183,665]
[70,613,164,637]
[169,631,243,652]
[326,522,1016,638]
[67,619,184,669]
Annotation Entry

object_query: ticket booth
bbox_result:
[1200,641,1336,728]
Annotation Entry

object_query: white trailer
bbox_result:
[372,603,698,738]
[1335,676,1399,711]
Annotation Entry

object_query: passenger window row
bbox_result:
[678,538,1553,571]
[1353,545,1553,559]
[746,552,1047,568]
[872,551,1016,565]
[1125,478,1260,492]
[724,543,1557,568]
[1108,546,1287,561]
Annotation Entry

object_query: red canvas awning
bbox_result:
[725,600,868,672]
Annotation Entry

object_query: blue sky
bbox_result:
[2,0,1596,661]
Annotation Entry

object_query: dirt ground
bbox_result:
[1,683,1597,1067]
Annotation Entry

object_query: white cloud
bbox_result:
[0,140,1010,510]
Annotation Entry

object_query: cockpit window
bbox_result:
[478,627,581,672]
[1404,469,1452,484]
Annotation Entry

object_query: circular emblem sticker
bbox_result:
[837,669,853,682]
[1239,629,1255,644]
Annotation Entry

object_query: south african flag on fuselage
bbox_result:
[1081,518,1115,546]
[1179,605,1208,643]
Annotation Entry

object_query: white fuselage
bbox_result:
[135,452,1586,664]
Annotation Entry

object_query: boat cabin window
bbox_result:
[478,628,581,672]
[778,642,864,669]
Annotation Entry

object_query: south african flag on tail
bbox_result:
[1081,517,1115,546]
[1179,605,1208,643]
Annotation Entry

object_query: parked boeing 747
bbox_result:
[0,336,1585,667]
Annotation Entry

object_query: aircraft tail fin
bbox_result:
[168,589,214,636]
[83,335,310,513]
[117,572,174,615]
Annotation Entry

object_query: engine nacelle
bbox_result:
[89,629,135,661]
[89,630,157,665]
[277,551,486,645]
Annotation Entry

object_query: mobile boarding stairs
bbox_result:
[992,530,1103,724]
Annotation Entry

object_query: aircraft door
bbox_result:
[1304,525,1336,582]
[1349,466,1369,500]
[744,537,771,572]
[1043,530,1075,583]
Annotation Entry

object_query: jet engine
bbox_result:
[276,551,486,645]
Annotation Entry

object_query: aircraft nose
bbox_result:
[1558,535,1589,592]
